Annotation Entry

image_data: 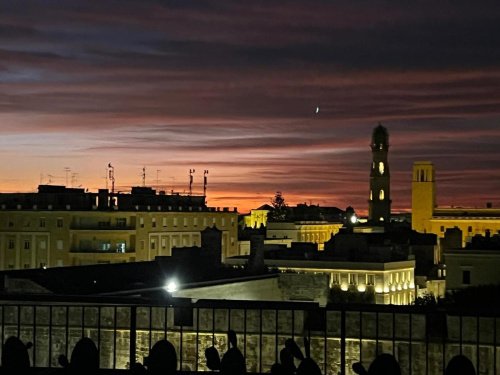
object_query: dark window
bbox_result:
[440,226,445,232]
[468,226,472,233]
[8,239,14,249]
[24,240,30,250]
[57,218,63,228]
[40,218,46,228]
[462,270,471,285]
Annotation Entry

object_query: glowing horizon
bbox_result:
[1,1,500,214]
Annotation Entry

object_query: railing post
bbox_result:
[130,306,137,368]
[341,309,346,375]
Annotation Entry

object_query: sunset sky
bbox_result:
[1,1,500,214]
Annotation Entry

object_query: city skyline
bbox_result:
[1,1,500,213]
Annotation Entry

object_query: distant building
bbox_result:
[0,185,238,270]
[368,124,391,224]
[412,161,500,246]
[243,204,272,228]
[444,232,500,291]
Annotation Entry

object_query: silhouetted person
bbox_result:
[61,337,99,375]
[1,336,31,374]
[279,347,295,374]
[445,355,476,375]
[220,330,245,375]
[129,362,147,375]
[145,339,177,375]
[369,354,400,375]
[204,346,220,371]
[283,337,321,375]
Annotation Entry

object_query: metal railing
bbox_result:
[0,295,498,374]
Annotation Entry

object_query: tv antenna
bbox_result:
[108,163,115,193]
[71,172,79,188]
[64,167,71,187]
[189,169,195,196]
[142,166,146,187]
[203,170,209,197]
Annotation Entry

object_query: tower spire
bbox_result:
[368,124,391,224]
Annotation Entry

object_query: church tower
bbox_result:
[411,161,436,233]
[368,124,391,224]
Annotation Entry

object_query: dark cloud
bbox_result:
[0,0,500,212]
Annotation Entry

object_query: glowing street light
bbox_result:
[163,279,179,293]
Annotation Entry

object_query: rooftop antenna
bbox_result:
[104,167,108,190]
[71,172,79,188]
[142,166,146,187]
[47,174,54,184]
[156,169,161,190]
[64,167,71,187]
[203,170,209,198]
[189,169,195,196]
[108,163,115,193]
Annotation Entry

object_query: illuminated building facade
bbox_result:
[226,257,415,305]
[368,124,391,224]
[0,185,238,270]
[412,161,500,246]
[266,221,343,251]
[243,204,272,228]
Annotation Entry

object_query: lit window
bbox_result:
[366,274,375,285]
[378,162,384,175]
[379,190,385,200]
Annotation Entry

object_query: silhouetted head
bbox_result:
[220,347,246,375]
[1,336,30,370]
[69,337,99,372]
[445,354,476,375]
[146,339,177,375]
[368,353,401,375]
[228,330,237,348]
[296,357,321,375]
[130,362,147,375]
[204,346,220,371]
[284,339,304,361]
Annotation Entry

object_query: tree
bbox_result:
[269,191,289,222]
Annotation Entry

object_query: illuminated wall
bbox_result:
[266,222,343,250]
[412,162,500,246]
[0,208,238,270]
[243,208,270,229]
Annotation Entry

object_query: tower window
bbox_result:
[378,162,384,175]
[379,189,385,200]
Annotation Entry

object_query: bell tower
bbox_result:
[368,124,391,224]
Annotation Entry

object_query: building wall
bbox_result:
[243,209,269,229]
[225,258,416,305]
[444,250,500,291]
[411,161,500,246]
[266,222,343,250]
[0,209,238,270]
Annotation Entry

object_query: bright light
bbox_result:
[357,284,366,292]
[340,282,348,291]
[350,215,357,224]
[164,279,179,293]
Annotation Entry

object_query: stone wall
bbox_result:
[1,303,499,375]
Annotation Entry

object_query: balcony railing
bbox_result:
[70,224,136,231]
[70,247,135,254]
[0,296,499,374]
